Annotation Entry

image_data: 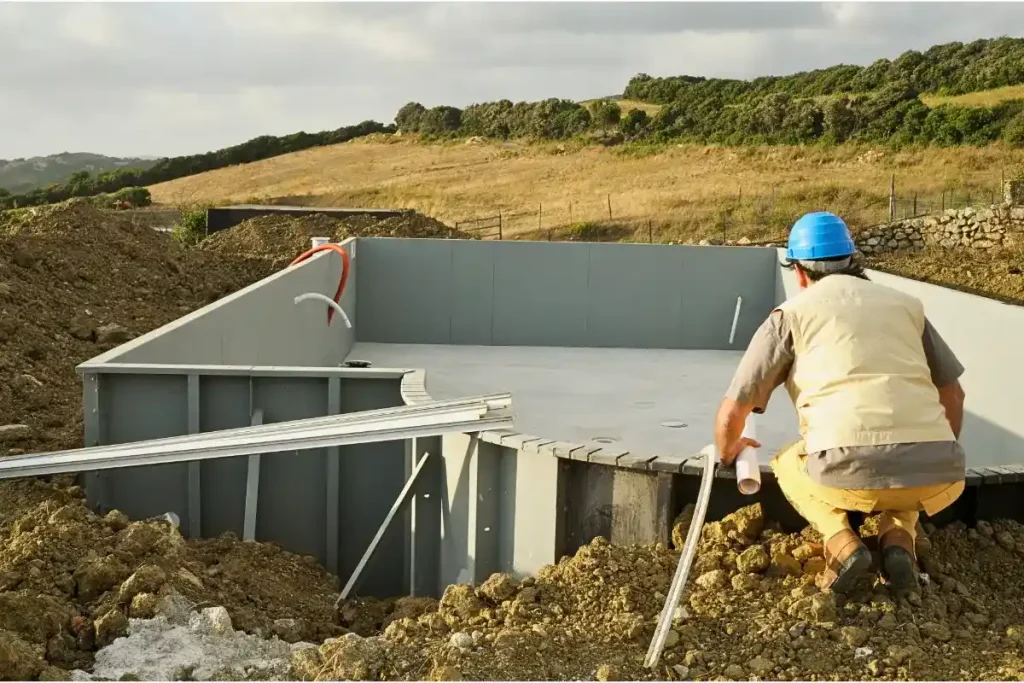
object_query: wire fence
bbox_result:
[453,176,1018,245]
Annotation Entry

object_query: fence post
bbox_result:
[889,174,896,222]
[569,201,573,225]
[967,191,972,207]
[498,210,503,240]
[539,203,542,231]
[941,191,945,213]
[648,220,653,244]
[607,194,613,221]
[913,193,917,217]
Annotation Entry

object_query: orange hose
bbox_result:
[289,243,351,325]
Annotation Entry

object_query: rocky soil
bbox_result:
[303,504,1024,682]
[0,200,275,456]
[0,201,472,679]
[4,200,1024,681]
[866,244,1024,305]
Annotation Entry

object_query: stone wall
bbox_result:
[1006,179,1024,207]
[858,204,1024,255]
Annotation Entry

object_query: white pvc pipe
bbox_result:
[294,292,352,329]
[736,416,762,495]
[311,236,330,248]
[728,295,743,345]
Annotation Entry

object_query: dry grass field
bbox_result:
[150,135,1022,243]
[580,98,664,116]
[920,84,1024,108]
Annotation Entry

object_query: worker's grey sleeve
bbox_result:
[724,310,794,414]
[922,318,964,388]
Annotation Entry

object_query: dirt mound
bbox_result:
[0,490,342,675]
[0,199,275,456]
[200,211,475,265]
[305,504,1024,682]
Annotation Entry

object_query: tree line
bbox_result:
[0,120,394,210]
[394,36,1024,148]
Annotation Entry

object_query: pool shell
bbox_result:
[73,236,1024,598]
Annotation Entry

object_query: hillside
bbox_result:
[396,37,1024,148]
[149,136,1023,242]
[0,120,393,211]
[0,153,157,194]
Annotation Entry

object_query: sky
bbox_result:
[1,2,1024,160]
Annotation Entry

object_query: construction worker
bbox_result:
[714,211,966,594]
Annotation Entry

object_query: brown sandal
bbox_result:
[880,528,918,593]
[816,529,872,594]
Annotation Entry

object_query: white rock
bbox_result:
[449,632,473,650]
[190,606,233,636]
[0,424,30,443]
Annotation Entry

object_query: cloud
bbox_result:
[0,2,1022,158]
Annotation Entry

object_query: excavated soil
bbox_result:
[5,200,1024,681]
[307,504,1024,682]
[0,200,275,456]
[0,201,472,679]
[200,211,473,267]
[0,490,342,679]
[868,245,1024,305]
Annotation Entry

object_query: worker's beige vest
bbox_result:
[775,275,954,453]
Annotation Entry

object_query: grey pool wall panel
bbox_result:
[87,239,357,368]
[81,365,411,591]
[355,239,778,350]
[437,432,565,590]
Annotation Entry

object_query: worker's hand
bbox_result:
[719,437,761,467]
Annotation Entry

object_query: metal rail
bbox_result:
[0,394,513,480]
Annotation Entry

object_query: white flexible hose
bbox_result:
[294,292,352,329]
[645,447,717,669]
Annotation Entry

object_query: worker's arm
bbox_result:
[937,380,965,439]
[922,318,966,439]
[716,311,795,465]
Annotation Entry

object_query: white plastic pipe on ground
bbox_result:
[311,236,330,248]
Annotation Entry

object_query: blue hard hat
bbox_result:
[786,212,856,261]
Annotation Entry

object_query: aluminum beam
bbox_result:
[0,394,513,480]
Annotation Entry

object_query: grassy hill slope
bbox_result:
[149,136,1023,243]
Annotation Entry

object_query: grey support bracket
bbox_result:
[242,409,264,542]
[187,374,201,539]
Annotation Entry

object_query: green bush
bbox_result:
[1004,112,1024,147]
[111,186,152,208]
[588,100,622,126]
[172,205,209,247]
[619,109,650,139]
